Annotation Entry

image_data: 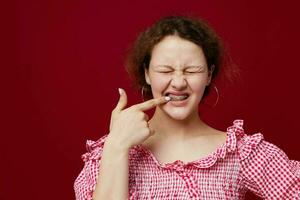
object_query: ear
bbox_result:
[144,67,151,85]
[207,65,215,86]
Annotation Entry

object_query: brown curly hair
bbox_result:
[125,15,237,101]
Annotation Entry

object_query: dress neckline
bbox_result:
[132,119,245,169]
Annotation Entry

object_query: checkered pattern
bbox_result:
[74,120,300,199]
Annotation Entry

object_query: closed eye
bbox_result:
[185,71,202,74]
[185,71,198,73]
[185,66,206,74]
[158,71,172,73]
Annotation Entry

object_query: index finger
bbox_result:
[134,96,171,111]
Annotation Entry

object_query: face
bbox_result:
[145,35,213,120]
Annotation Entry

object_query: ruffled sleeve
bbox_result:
[239,134,300,199]
[74,134,108,200]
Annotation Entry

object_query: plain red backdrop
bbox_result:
[3,0,300,199]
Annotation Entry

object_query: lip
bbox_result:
[168,95,190,106]
[164,91,190,96]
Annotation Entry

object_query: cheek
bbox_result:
[191,80,207,91]
[189,76,208,96]
[150,76,170,97]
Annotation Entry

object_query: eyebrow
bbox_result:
[154,65,205,69]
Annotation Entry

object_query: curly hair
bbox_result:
[125,15,237,101]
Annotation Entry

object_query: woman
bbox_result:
[74,15,300,199]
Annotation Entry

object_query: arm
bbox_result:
[240,138,300,199]
[92,89,169,198]
[92,137,130,200]
[73,135,131,200]
[74,89,169,200]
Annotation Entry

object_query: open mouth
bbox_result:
[165,93,189,101]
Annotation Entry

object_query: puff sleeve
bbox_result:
[74,134,108,200]
[239,134,300,199]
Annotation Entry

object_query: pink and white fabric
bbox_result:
[74,120,300,199]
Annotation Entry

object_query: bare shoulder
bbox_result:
[204,127,227,145]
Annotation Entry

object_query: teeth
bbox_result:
[167,94,189,101]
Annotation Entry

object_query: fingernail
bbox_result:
[118,88,123,95]
[165,96,171,101]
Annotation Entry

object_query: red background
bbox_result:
[3,0,300,199]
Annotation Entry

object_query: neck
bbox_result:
[148,106,209,139]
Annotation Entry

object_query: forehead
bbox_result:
[150,35,206,65]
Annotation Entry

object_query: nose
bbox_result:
[170,72,187,90]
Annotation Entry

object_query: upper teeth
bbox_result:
[167,94,188,101]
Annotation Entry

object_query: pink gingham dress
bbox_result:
[74,120,300,199]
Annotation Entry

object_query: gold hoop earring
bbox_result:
[141,85,148,102]
[202,85,220,108]
[212,85,219,107]
[141,86,145,101]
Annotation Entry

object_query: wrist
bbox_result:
[105,135,131,152]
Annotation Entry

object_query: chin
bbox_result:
[162,106,194,121]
